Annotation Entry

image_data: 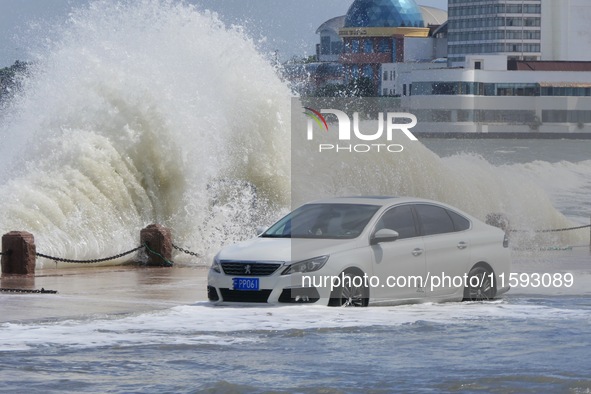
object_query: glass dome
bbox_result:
[344,0,425,28]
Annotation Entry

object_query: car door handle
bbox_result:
[457,242,468,250]
[412,248,423,256]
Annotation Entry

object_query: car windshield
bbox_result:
[262,203,381,239]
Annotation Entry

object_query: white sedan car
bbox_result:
[208,197,511,306]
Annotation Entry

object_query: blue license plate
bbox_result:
[233,277,259,291]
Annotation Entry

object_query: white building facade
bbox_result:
[541,0,591,62]
[406,55,591,134]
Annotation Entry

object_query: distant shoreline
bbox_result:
[415,132,591,140]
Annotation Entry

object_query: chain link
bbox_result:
[1,288,57,294]
[510,224,591,233]
[36,245,145,264]
[172,243,201,258]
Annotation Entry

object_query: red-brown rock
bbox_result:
[140,224,173,266]
[1,231,36,276]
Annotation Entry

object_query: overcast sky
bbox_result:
[0,0,447,68]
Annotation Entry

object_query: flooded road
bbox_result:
[1,266,208,323]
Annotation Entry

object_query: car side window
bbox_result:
[375,205,418,239]
[415,204,455,236]
[447,210,470,231]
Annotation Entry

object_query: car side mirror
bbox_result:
[256,226,268,236]
[371,229,400,245]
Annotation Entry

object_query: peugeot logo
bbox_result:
[244,264,251,275]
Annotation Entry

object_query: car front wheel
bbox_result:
[463,265,496,301]
[329,271,368,307]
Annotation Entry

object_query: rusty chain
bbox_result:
[0,288,57,294]
[36,245,145,264]
[510,224,591,233]
[172,243,201,258]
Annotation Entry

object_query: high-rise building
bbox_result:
[447,0,542,67]
[448,0,591,67]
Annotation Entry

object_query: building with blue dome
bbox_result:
[316,2,447,65]
[336,0,443,95]
[344,0,425,28]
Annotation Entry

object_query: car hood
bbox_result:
[217,236,364,263]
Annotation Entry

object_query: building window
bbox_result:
[364,65,373,79]
[567,111,591,123]
[428,110,452,122]
[364,40,374,54]
[412,81,541,97]
[541,86,591,97]
[523,30,541,40]
[524,4,541,14]
[432,82,457,95]
[506,4,522,13]
[448,109,538,124]
[383,71,388,81]
[320,36,331,55]
[509,44,522,53]
[457,110,473,122]
[523,44,540,53]
[351,39,360,53]
[331,41,343,55]
[474,61,482,70]
[542,110,568,123]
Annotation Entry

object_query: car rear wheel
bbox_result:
[463,265,496,301]
[329,271,368,307]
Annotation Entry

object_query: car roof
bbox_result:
[304,196,440,207]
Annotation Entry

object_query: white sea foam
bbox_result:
[0,300,588,351]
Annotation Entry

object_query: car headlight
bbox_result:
[210,257,221,273]
[281,255,329,275]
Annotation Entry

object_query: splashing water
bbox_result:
[0,0,291,265]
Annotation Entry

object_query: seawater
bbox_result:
[1,285,591,393]
[0,1,590,392]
